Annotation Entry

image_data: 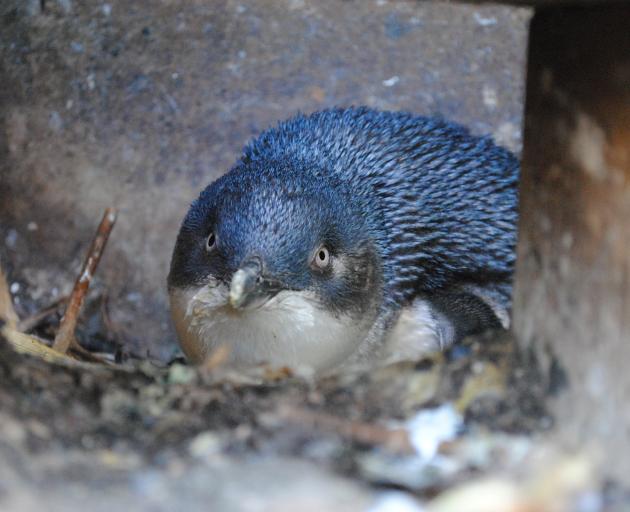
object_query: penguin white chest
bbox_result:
[169,284,369,373]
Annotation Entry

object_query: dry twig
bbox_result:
[17,295,68,333]
[1,324,79,365]
[0,265,19,329]
[53,208,117,353]
[276,405,413,454]
[67,340,113,365]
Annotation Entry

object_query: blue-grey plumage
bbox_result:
[168,107,518,372]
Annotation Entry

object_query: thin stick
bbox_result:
[0,265,19,329]
[276,405,414,454]
[18,295,68,333]
[68,340,113,365]
[53,208,117,353]
[2,324,79,365]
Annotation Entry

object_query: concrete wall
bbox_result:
[0,0,530,359]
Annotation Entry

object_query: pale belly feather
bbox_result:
[169,285,369,373]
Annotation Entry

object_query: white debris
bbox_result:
[27,221,38,231]
[383,76,400,87]
[406,404,462,460]
[188,431,223,458]
[473,12,497,27]
[482,85,498,109]
[10,282,20,294]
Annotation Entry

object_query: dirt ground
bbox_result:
[2,297,626,511]
[0,324,563,511]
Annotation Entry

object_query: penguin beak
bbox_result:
[229,257,282,310]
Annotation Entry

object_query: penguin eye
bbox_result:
[312,246,331,270]
[206,231,217,252]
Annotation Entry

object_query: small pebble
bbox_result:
[472,361,485,374]
[189,431,223,458]
[168,363,197,385]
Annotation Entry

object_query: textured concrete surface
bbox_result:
[0,0,530,358]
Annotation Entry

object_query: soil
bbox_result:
[0,322,579,511]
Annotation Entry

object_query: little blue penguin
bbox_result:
[168,107,519,373]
